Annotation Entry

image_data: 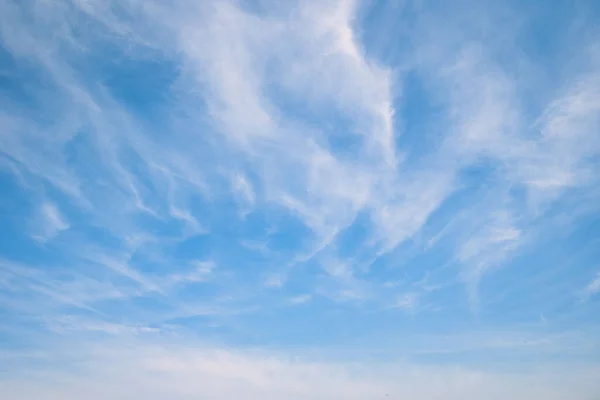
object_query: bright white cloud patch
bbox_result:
[0,0,599,398]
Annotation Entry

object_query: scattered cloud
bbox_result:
[32,202,70,241]
[0,0,599,398]
[289,294,312,305]
[394,292,419,311]
[167,261,216,286]
[583,271,600,297]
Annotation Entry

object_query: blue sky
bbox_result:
[1,0,600,398]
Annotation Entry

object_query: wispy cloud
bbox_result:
[167,260,215,286]
[1,0,600,397]
[583,271,600,297]
[289,294,312,305]
[32,202,70,242]
[394,292,419,311]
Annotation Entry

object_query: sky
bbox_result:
[1,0,600,398]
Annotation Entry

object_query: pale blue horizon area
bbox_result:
[1,0,600,398]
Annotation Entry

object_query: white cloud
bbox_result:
[231,173,255,206]
[289,294,312,305]
[583,272,600,297]
[167,261,216,286]
[166,0,399,254]
[0,0,526,300]
[1,339,599,400]
[0,259,128,314]
[394,292,419,311]
[45,316,159,336]
[264,275,284,288]
[32,202,70,241]
[459,211,522,283]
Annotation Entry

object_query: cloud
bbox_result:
[264,275,284,288]
[0,258,128,314]
[458,210,522,299]
[289,294,312,305]
[583,272,600,297]
[0,0,600,397]
[32,202,70,241]
[1,338,599,400]
[231,173,255,206]
[0,0,595,310]
[167,260,215,286]
[394,292,419,311]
